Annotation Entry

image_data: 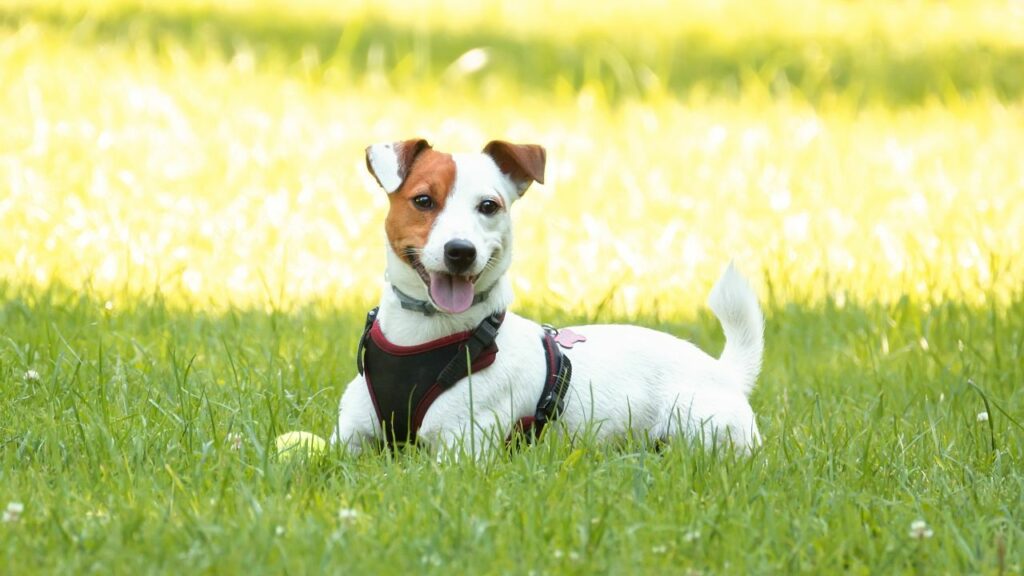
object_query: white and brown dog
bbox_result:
[330,139,764,456]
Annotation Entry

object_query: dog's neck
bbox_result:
[376,276,514,346]
[390,284,497,316]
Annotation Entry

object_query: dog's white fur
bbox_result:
[331,146,764,456]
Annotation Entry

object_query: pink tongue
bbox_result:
[429,272,476,314]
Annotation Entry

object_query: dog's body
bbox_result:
[331,140,764,456]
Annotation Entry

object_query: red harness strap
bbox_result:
[510,328,575,444]
[355,308,579,449]
[357,308,502,447]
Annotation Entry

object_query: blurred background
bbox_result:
[2,0,1022,316]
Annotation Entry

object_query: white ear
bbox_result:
[365,139,430,193]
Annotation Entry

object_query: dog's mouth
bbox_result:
[406,251,479,314]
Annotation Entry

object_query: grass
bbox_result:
[1,0,1023,573]
[2,1,1023,313]
[2,284,1022,573]
[4,0,1023,105]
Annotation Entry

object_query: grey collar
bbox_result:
[391,284,495,316]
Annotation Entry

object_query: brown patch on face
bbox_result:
[384,149,457,268]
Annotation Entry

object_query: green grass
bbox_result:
[4,0,1023,106]
[2,284,1022,573]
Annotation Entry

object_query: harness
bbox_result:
[355,307,575,448]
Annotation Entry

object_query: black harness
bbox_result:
[356,307,573,448]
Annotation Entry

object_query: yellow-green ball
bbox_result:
[274,431,327,461]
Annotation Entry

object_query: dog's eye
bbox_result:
[412,195,435,211]
[477,199,501,216]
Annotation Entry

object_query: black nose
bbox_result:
[444,239,477,274]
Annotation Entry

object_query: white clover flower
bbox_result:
[24,370,40,383]
[274,525,285,536]
[552,549,564,559]
[909,519,934,539]
[450,48,489,75]
[651,545,668,554]
[338,507,359,521]
[85,509,110,524]
[227,432,243,451]
[977,411,989,422]
[2,502,24,523]
[683,530,701,543]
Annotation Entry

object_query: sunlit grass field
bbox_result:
[2,0,1023,573]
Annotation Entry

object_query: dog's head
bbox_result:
[365,139,545,314]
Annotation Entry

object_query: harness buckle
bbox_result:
[469,313,502,346]
[534,391,562,424]
[435,312,504,388]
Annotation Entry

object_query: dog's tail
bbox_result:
[707,262,764,396]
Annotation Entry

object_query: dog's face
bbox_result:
[366,139,545,314]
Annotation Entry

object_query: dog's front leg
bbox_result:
[329,375,380,456]
[426,413,507,463]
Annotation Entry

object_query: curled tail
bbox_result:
[707,262,764,396]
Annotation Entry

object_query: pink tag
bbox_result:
[554,329,586,349]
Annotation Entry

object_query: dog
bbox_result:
[330,139,764,457]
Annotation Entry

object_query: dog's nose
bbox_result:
[443,239,477,274]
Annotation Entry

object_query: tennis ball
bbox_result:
[274,431,327,461]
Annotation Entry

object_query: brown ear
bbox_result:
[365,138,431,193]
[482,140,546,196]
